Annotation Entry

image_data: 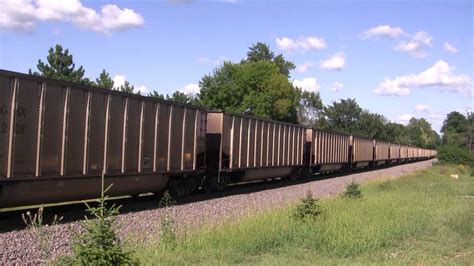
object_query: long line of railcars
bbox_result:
[0,70,436,208]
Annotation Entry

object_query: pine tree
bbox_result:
[69,174,137,265]
[96,69,114,89]
[118,81,135,94]
[148,91,165,99]
[29,44,88,84]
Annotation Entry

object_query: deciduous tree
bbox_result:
[200,61,298,122]
[296,90,324,127]
[243,42,295,78]
[359,111,389,141]
[406,117,440,148]
[323,98,363,134]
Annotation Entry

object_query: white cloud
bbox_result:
[319,52,345,71]
[293,78,320,93]
[443,42,458,54]
[113,74,149,94]
[135,85,150,95]
[374,60,472,97]
[180,83,200,95]
[359,25,405,39]
[397,113,413,125]
[394,110,447,132]
[394,31,433,58]
[275,36,327,52]
[330,81,343,92]
[415,104,430,112]
[113,74,126,89]
[0,0,144,33]
[296,62,314,73]
[198,56,229,65]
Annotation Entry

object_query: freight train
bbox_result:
[0,70,437,208]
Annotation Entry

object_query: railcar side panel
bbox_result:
[0,76,12,178]
[141,101,156,173]
[407,147,412,159]
[39,84,65,176]
[240,118,249,168]
[248,119,255,167]
[12,79,40,177]
[376,141,390,161]
[64,88,87,176]
[232,116,241,168]
[86,92,106,175]
[352,136,374,163]
[312,130,350,165]
[156,103,170,171]
[221,114,231,169]
[270,123,277,166]
[169,106,184,171]
[183,108,196,170]
[262,121,269,167]
[400,145,408,159]
[105,95,125,174]
[390,143,400,160]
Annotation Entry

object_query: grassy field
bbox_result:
[136,164,474,265]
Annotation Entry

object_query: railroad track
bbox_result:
[0,163,399,233]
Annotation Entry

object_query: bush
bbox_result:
[292,190,324,222]
[67,174,137,265]
[437,145,474,166]
[343,181,363,198]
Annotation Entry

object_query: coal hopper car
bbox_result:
[374,140,390,166]
[205,111,306,189]
[389,143,401,164]
[351,135,375,169]
[0,70,206,208]
[306,129,351,173]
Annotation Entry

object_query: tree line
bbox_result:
[29,43,472,152]
[437,111,474,164]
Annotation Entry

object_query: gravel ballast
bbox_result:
[0,159,435,264]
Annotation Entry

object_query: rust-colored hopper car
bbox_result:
[0,70,437,208]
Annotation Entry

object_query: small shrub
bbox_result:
[68,173,137,265]
[159,190,177,209]
[292,190,324,222]
[22,206,62,261]
[343,181,363,198]
[159,191,177,251]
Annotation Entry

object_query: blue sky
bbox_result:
[1,0,473,132]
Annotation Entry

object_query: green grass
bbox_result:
[136,164,474,265]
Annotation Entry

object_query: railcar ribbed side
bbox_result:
[0,70,206,208]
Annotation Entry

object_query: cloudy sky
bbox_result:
[0,0,472,132]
